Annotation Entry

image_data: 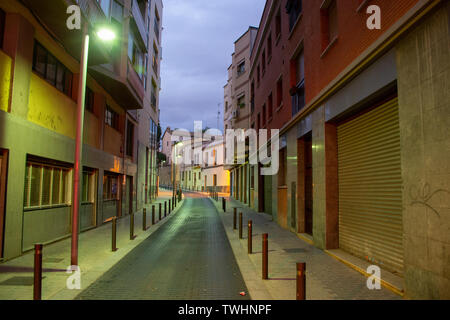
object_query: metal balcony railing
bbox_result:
[76,0,107,25]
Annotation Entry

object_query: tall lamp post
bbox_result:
[71,23,116,267]
[172,142,182,200]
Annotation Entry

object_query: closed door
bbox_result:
[304,133,313,235]
[338,98,403,274]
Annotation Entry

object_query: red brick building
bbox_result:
[230,0,450,299]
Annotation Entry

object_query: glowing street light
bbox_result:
[71,23,116,267]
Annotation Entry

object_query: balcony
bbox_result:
[22,0,112,66]
[88,60,144,110]
[131,0,148,50]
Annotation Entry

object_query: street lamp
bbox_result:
[71,23,116,267]
[172,142,183,200]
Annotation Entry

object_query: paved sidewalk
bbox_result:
[0,189,183,300]
[211,196,402,300]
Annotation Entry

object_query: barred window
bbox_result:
[24,163,70,209]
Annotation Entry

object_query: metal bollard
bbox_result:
[222,197,226,212]
[164,201,167,217]
[262,233,268,279]
[296,263,306,300]
[152,205,156,225]
[130,212,136,240]
[233,208,237,230]
[33,244,43,300]
[159,203,162,220]
[248,220,252,254]
[239,212,243,239]
[112,217,118,252]
[143,208,147,231]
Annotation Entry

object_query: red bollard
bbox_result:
[33,244,43,300]
[262,234,268,280]
[143,208,147,231]
[239,212,243,239]
[248,220,252,254]
[297,263,306,300]
[112,217,118,252]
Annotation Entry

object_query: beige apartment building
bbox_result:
[223,26,258,207]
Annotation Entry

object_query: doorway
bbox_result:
[304,133,313,235]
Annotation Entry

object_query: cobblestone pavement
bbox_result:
[76,196,249,300]
[210,196,402,300]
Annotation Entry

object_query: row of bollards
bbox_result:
[230,206,306,300]
[33,196,183,300]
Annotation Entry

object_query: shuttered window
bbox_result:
[337,98,403,274]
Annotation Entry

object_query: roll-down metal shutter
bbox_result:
[337,98,403,275]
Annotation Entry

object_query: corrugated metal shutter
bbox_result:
[337,98,403,275]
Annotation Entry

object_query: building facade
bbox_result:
[224,27,258,208]
[0,0,163,260]
[228,0,450,299]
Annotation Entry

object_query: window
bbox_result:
[98,0,111,18]
[103,174,118,201]
[237,95,245,109]
[237,61,245,76]
[151,80,157,109]
[257,65,260,85]
[263,104,267,125]
[251,81,255,112]
[24,162,70,209]
[82,171,95,204]
[213,174,217,187]
[0,9,5,49]
[321,0,338,50]
[267,33,272,59]
[262,50,266,74]
[268,93,273,120]
[275,9,281,39]
[291,51,305,116]
[276,77,283,108]
[198,172,201,179]
[111,0,123,22]
[152,44,159,74]
[154,9,161,41]
[128,30,145,80]
[257,113,261,130]
[286,0,303,32]
[32,42,73,97]
[126,120,134,157]
[85,87,94,113]
[105,105,119,130]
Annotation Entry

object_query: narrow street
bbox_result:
[76,194,249,300]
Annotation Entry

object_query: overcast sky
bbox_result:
[159,0,265,133]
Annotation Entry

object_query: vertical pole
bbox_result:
[112,217,117,252]
[71,24,89,267]
[239,212,243,239]
[164,201,167,217]
[33,244,43,300]
[143,208,147,231]
[233,208,237,230]
[222,197,226,212]
[152,205,155,225]
[262,233,268,279]
[130,212,135,240]
[248,220,252,254]
[296,263,306,300]
[159,203,162,220]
